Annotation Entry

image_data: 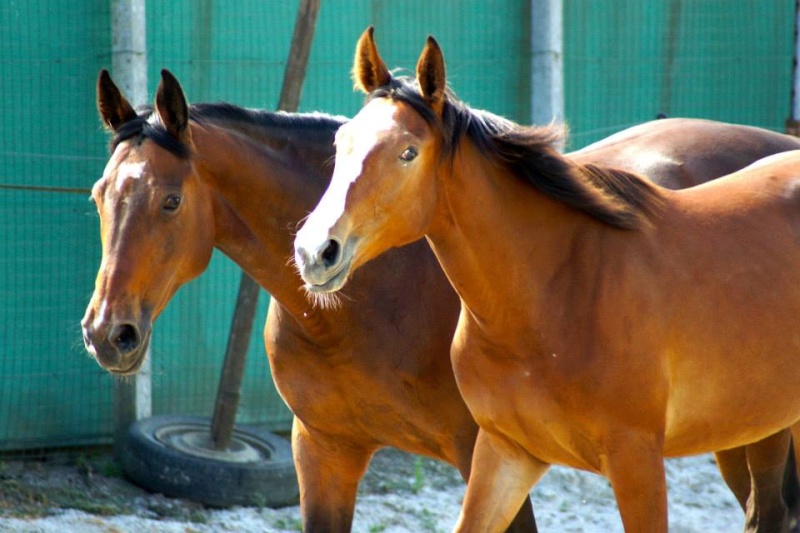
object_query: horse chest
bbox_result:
[269,323,472,457]
[450,330,608,469]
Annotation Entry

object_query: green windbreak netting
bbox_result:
[563,0,795,149]
[0,0,795,453]
[0,2,114,451]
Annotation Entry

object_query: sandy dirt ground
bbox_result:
[0,446,745,532]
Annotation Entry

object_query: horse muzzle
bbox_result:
[82,314,152,376]
[294,235,355,293]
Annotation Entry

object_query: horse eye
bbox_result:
[163,194,182,212]
[399,147,418,162]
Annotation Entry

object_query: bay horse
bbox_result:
[82,68,534,532]
[293,29,800,532]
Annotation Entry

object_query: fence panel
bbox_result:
[0,0,531,453]
[564,0,795,148]
[0,0,794,453]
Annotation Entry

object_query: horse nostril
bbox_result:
[321,239,340,268]
[110,323,140,354]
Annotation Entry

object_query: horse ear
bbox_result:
[415,36,446,114]
[352,26,391,94]
[96,69,137,131]
[155,69,190,141]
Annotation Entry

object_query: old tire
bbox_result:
[120,414,298,508]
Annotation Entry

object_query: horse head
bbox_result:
[82,69,215,375]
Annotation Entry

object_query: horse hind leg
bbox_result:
[782,436,799,533]
[715,445,751,513]
[505,498,538,533]
[789,422,800,532]
[717,429,794,533]
[291,418,374,533]
[744,429,794,533]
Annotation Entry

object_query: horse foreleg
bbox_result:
[603,431,668,532]
[291,417,374,533]
[451,429,538,533]
[454,429,548,533]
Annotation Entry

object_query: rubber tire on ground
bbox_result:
[121,414,298,508]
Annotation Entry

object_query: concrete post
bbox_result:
[531,0,564,128]
[110,0,150,456]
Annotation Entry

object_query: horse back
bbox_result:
[570,118,800,189]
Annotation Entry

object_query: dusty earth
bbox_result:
[0,446,744,532]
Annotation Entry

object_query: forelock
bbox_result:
[109,107,192,159]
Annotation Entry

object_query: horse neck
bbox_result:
[190,121,336,332]
[218,114,336,175]
[427,141,593,335]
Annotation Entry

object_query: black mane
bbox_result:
[109,103,346,160]
[367,77,663,230]
[190,102,345,139]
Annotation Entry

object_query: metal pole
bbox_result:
[530,0,564,129]
[210,0,322,450]
[111,0,150,458]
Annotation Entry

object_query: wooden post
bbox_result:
[210,0,322,450]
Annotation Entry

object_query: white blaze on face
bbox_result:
[114,161,147,192]
[296,100,398,250]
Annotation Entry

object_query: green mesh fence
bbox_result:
[563,0,795,149]
[0,0,795,454]
[0,2,115,452]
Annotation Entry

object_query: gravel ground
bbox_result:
[0,446,744,532]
